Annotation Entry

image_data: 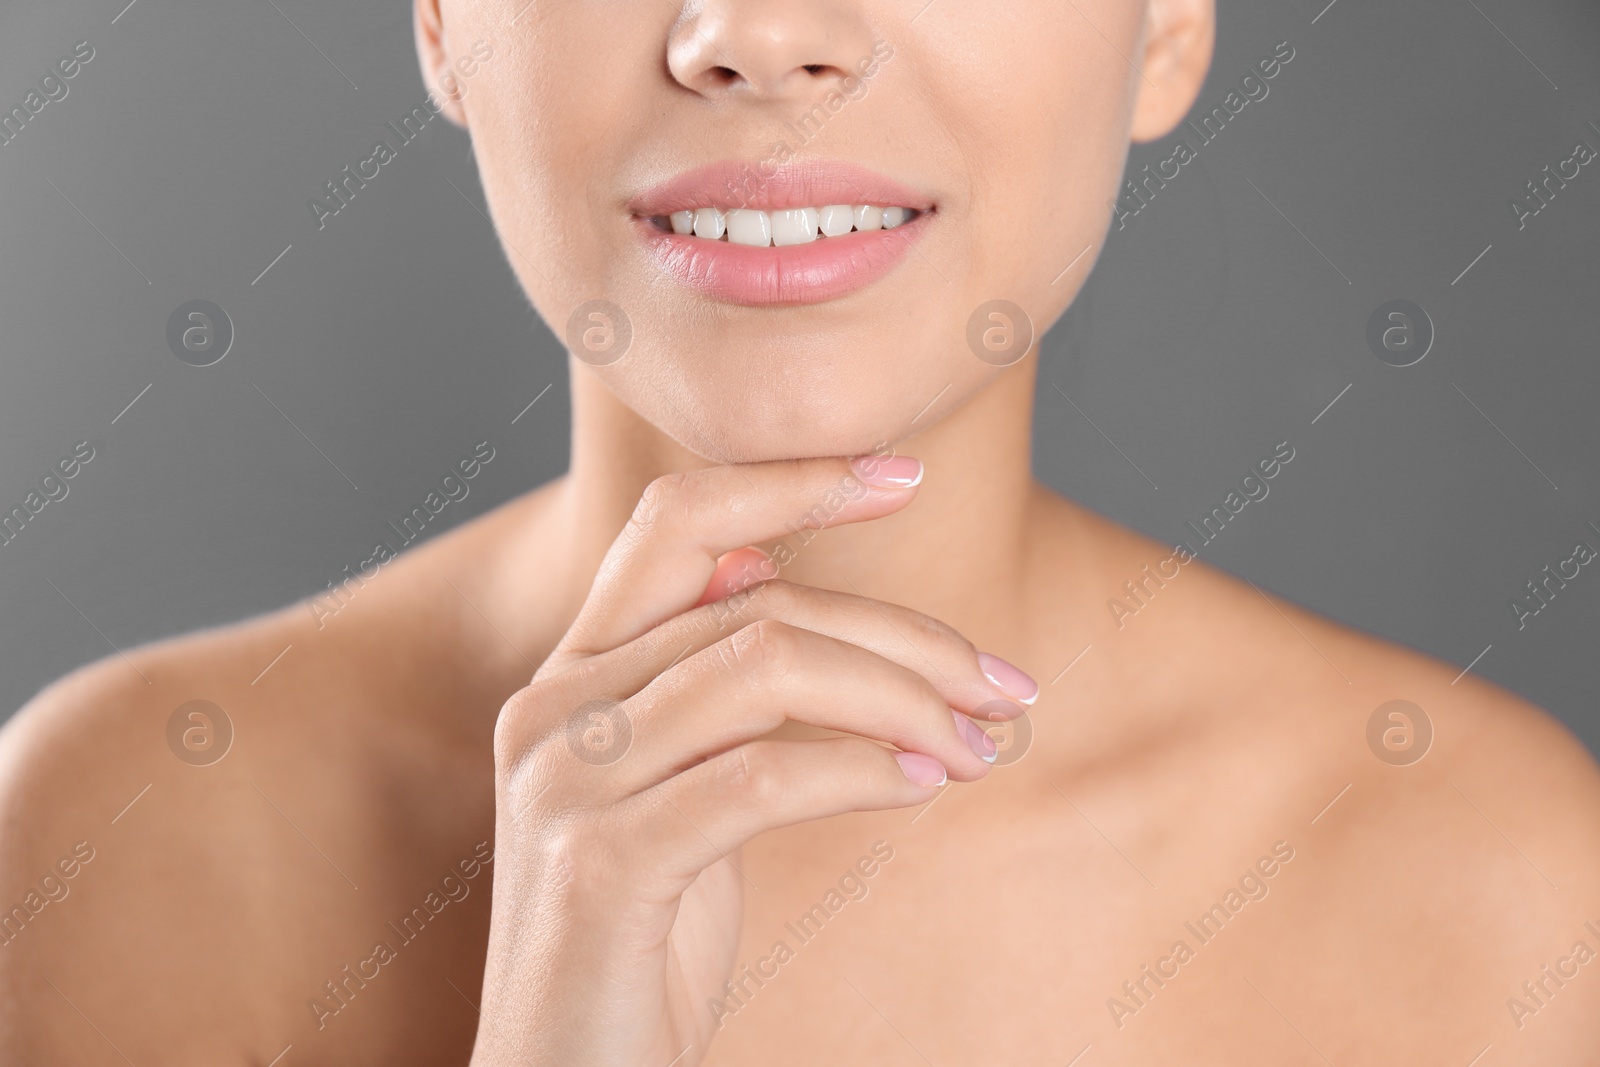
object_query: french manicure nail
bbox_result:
[894,751,947,787]
[849,455,924,489]
[977,652,1039,706]
[953,710,998,763]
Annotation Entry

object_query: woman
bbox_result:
[3,0,1598,1063]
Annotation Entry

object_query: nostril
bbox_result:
[802,64,825,75]
[709,65,739,84]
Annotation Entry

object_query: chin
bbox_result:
[601,337,973,464]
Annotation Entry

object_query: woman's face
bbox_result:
[419,0,1212,462]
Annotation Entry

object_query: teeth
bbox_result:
[662,204,915,245]
[771,207,819,246]
[819,204,854,237]
[693,207,726,240]
[726,208,772,247]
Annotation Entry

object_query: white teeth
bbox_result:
[666,204,914,245]
[819,204,855,237]
[693,207,726,240]
[771,207,819,246]
[726,208,772,246]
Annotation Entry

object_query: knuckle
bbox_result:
[718,744,780,806]
[729,617,800,684]
[749,577,801,616]
[492,683,555,768]
[563,656,606,689]
[908,609,975,658]
[493,677,616,802]
[495,725,563,808]
[629,471,693,532]
[536,811,611,892]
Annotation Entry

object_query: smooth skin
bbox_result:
[4,0,1600,1065]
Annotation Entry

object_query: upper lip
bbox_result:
[628,159,935,216]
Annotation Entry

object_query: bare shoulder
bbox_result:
[1029,491,1600,1056]
[1037,486,1600,855]
[1250,569,1600,881]
[0,612,336,1063]
[1203,560,1600,1058]
[0,482,567,1063]
[0,609,498,1056]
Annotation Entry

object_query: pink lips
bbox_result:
[629,160,934,306]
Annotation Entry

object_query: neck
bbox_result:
[557,363,1044,646]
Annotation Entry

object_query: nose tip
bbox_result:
[668,2,877,101]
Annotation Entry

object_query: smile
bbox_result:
[629,160,934,306]
[648,204,918,246]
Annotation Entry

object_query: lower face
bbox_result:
[447,0,1145,462]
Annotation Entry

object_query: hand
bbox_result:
[469,456,1036,1067]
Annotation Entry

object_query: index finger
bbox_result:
[542,454,922,675]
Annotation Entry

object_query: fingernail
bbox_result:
[953,710,998,763]
[977,652,1038,706]
[894,751,947,787]
[849,455,923,489]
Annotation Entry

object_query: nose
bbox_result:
[667,0,879,101]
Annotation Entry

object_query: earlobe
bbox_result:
[414,0,469,127]
[1129,0,1215,143]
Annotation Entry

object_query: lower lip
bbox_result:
[635,214,931,307]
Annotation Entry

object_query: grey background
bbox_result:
[1,0,1597,753]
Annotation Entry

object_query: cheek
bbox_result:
[919,1,1140,320]
[465,15,658,315]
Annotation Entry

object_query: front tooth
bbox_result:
[881,206,909,229]
[853,205,883,231]
[771,207,819,246]
[670,210,694,234]
[693,207,726,240]
[726,209,772,247]
[819,205,854,237]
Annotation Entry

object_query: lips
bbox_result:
[629,160,934,306]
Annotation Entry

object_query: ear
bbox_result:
[414,0,468,127]
[1129,0,1215,143]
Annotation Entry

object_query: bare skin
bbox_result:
[4,0,1600,1062]
[2,369,1598,1066]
